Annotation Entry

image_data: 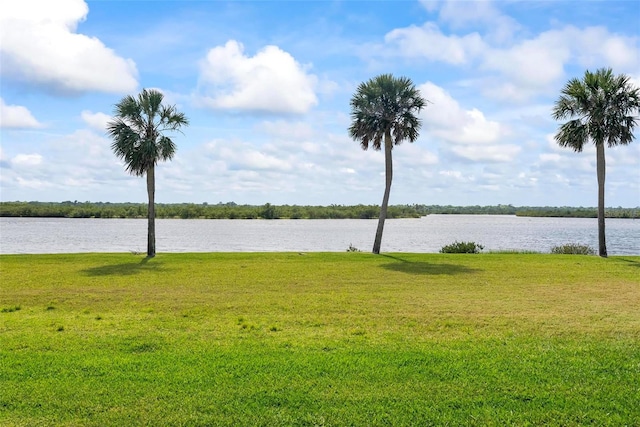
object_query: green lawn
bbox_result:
[1,253,639,426]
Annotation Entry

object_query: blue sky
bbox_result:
[1,0,639,207]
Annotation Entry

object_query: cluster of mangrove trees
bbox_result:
[0,201,637,219]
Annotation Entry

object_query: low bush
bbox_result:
[551,243,596,255]
[346,243,361,252]
[440,241,484,254]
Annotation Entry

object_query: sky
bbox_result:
[1,0,639,207]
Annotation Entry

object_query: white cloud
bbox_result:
[205,139,294,172]
[198,40,319,114]
[439,170,474,182]
[0,98,42,128]
[417,82,520,163]
[419,83,503,144]
[482,32,570,92]
[256,120,315,141]
[396,143,439,168]
[456,109,503,144]
[433,0,521,43]
[384,23,485,64]
[12,153,43,166]
[450,144,521,163]
[1,129,137,201]
[418,0,442,13]
[14,176,53,190]
[539,153,563,163]
[384,13,639,103]
[81,111,111,132]
[537,147,593,175]
[0,0,138,94]
[481,26,638,101]
[569,26,639,70]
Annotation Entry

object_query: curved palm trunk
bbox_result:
[596,143,607,258]
[373,132,393,254]
[146,164,156,258]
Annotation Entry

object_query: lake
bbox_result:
[1,215,638,255]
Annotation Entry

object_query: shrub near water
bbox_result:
[440,241,484,253]
[346,243,362,252]
[551,243,596,255]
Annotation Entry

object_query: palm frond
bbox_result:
[554,120,588,152]
[107,88,188,177]
[552,68,640,150]
[348,74,426,151]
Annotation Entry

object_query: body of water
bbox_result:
[0,215,638,255]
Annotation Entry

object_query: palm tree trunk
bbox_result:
[373,132,393,254]
[596,143,607,257]
[146,164,156,258]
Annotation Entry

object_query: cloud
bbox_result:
[569,26,639,70]
[256,120,315,141]
[157,115,436,204]
[395,143,439,168]
[0,98,42,128]
[482,32,570,93]
[427,0,521,43]
[197,40,319,114]
[81,111,111,132]
[417,82,520,163]
[384,23,485,64]
[383,8,639,103]
[1,129,136,201]
[449,144,521,163]
[0,0,138,94]
[12,153,43,166]
[481,26,638,101]
[439,170,473,182]
[418,0,442,13]
[539,129,639,181]
[205,139,294,173]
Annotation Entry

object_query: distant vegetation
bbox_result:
[0,202,637,219]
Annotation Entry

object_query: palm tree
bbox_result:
[107,89,189,257]
[349,74,426,254]
[552,68,640,257]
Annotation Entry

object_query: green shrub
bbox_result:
[346,243,361,252]
[440,241,484,254]
[551,243,596,255]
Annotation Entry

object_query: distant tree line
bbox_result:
[0,201,637,219]
[514,206,639,218]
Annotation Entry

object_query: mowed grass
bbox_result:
[1,252,639,426]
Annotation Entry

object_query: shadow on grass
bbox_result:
[81,256,165,276]
[618,257,640,268]
[379,254,480,276]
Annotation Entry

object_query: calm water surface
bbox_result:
[0,215,638,255]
